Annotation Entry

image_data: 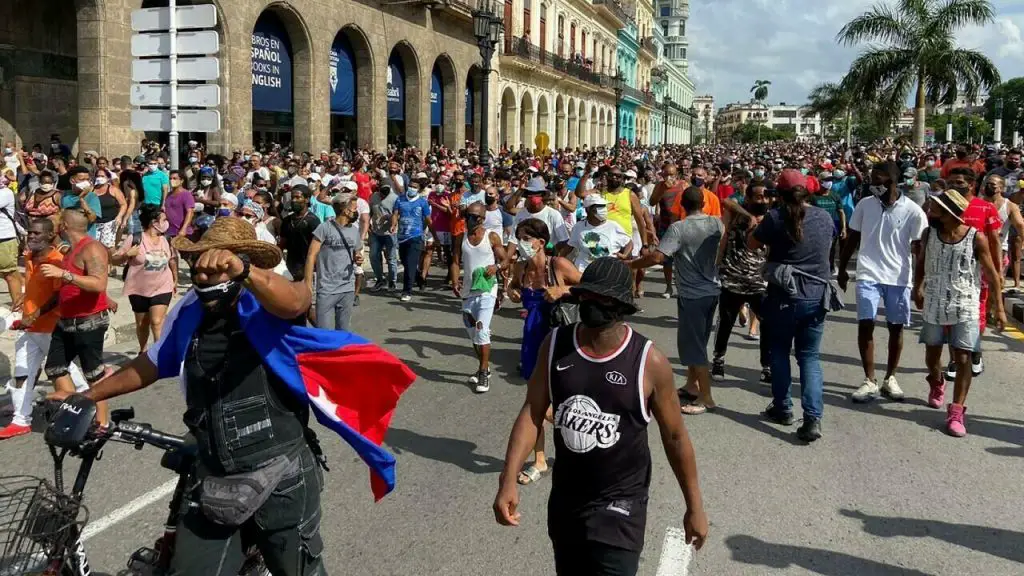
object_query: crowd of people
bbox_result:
[1,131,1021,575]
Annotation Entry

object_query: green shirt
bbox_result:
[810,191,842,223]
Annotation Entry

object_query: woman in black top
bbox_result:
[749,169,834,443]
[92,168,127,251]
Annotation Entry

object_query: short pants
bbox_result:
[128,292,173,313]
[552,537,640,576]
[856,280,911,326]
[44,312,109,383]
[462,293,497,345]
[676,295,719,366]
[919,321,981,352]
[0,237,17,273]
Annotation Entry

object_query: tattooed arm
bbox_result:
[71,241,110,293]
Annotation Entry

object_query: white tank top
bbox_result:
[998,199,1010,252]
[484,208,504,238]
[462,230,500,297]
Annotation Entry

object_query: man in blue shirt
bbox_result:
[391,181,431,302]
[62,167,102,238]
[141,160,169,206]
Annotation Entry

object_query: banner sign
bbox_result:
[430,69,443,127]
[330,35,355,116]
[251,14,292,113]
[386,56,404,121]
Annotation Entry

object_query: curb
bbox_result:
[1002,290,1024,329]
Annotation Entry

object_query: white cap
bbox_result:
[342,181,358,191]
[527,166,539,173]
[575,161,586,169]
[307,173,322,182]
[222,192,239,207]
[583,194,608,208]
[414,172,428,179]
[624,169,637,179]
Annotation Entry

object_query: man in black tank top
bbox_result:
[494,257,708,575]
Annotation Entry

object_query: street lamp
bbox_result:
[702,106,710,145]
[663,95,671,146]
[688,105,696,145]
[472,0,502,166]
[612,66,624,156]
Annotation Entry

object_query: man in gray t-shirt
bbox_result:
[630,186,723,414]
[306,193,364,331]
[368,185,399,290]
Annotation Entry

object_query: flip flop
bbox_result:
[681,403,709,415]
[517,464,549,485]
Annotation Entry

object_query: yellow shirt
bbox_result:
[602,187,633,236]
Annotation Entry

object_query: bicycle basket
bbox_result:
[0,476,88,576]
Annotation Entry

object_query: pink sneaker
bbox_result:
[927,376,945,409]
[946,403,967,437]
[0,423,30,440]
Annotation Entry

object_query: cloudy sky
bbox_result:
[686,0,1024,106]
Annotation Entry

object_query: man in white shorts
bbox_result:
[454,204,507,393]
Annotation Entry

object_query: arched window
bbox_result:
[557,14,565,56]
[581,30,587,58]
[523,0,532,38]
[570,22,576,55]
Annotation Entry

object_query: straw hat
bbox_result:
[172,217,282,269]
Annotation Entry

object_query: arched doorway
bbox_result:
[576,100,585,147]
[537,95,549,148]
[251,10,297,148]
[520,92,535,151]
[387,42,420,148]
[431,55,457,148]
[590,104,597,147]
[330,26,373,151]
[500,87,517,150]
[466,65,482,148]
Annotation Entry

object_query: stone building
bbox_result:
[2,0,488,157]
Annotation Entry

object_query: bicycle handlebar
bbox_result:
[107,420,185,452]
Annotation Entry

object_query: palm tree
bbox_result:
[750,80,771,103]
[837,0,1001,146]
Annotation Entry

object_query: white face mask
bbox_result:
[821,181,833,190]
[201,178,213,187]
[592,206,609,222]
[94,177,108,186]
[517,240,538,260]
[75,180,92,191]
[147,164,157,172]
[189,157,198,164]
[3,148,11,155]
[39,183,54,192]
[925,160,935,167]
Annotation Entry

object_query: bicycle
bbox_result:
[0,394,267,576]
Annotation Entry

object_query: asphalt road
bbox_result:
[3,274,1024,576]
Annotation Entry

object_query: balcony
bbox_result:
[502,37,608,89]
[640,36,657,58]
[592,0,631,27]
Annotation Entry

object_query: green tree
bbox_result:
[806,82,855,142]
[837,0,1001,146]
[983,77,1024,139]
[929,113,992,142]
[750,80,771,103]
[729,121,791,144]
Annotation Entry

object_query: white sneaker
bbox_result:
[474,371,491,394]
[399,294,412,302]
[972,358,984,377]
[468,372,480,385]
[880,375,905,401]
[851,378,879,403]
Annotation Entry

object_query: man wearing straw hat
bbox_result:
[49,217,416,575]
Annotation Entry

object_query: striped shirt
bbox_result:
[719,215,767,295]
[923,227,979,325]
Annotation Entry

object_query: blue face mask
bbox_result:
[800,168,810,175]
[217,208,232,217]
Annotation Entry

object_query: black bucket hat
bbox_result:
[569,257,638,315]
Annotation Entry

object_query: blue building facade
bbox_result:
[616,21,640,144]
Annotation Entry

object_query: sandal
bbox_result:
[681,403,708,415]
[677,389,699,404]
[517,464,549,485]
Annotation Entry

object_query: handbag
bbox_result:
[547,258,578,327]
[199,454,298,526]
[763,262,845,313]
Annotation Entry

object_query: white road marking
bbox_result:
[655,527,693,576]
[81,479,179,542]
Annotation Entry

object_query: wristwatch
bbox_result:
[61,271,73,284]
[232,254,251,284]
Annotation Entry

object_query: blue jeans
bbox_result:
[398,237,424,295]
[369,233,398,287]
[764,292,827,420]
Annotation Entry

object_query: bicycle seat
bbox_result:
[159,434,198,475]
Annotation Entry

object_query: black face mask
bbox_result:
[1007,160,1020,169]
[747,202,768,216]
[464,213,484,230]
[606,178,622,189]
[928,216,943,229]
[485,195,498,205]
[193,279,243,311]
[691,176,705,188]
[579,300,621,329]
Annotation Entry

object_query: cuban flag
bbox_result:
[148,290,416,501]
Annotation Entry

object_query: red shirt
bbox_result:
[59,238,109,319]
[962,197,1001,236]
[715,183,734,201]
[353,172,372,201]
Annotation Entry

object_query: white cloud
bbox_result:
[688,0,1024,107]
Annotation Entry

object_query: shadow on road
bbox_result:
[840,509,1024,564]
[385,426,504,474]
[724,534,934,575]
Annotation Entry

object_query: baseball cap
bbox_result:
[569,257,638,315]
[902,167,918,179]
[583,194,608,208]
[342,181,358,191]
[776,169,807,191]
[624,169,637,179]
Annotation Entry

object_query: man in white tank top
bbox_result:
[453,203,508,393]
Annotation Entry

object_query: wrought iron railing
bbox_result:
[592,0,631,24]
[503,37,608,88]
